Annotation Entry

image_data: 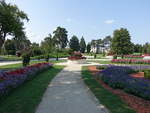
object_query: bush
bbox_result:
[45,54,50,62]
[113,55,117,59]
[112,59,150,64]
[94,54,97,59]
[96,65,107,70]
[22,53,30,67]
[100,66,150,100]
[0,63,53,97]
[144,70,150,79]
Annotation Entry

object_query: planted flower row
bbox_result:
[112,59,150,64]
[124,55,143,58]
[0,63,53,97]
[99,66,150,100]
[68,56,86,60]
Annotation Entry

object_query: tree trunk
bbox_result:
[0,32,7,54]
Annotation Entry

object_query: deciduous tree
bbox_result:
[4,39,16,55]
[41,34,54,53]
[0,0,29,51]
[111,28,133,56]
[53,27,68,49]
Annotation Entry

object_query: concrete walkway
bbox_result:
[0,58,67,66]
[0,61,21,66]
[35,62,109,113]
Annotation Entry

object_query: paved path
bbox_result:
[0,61,21,66]
[35,62,109,113]
[0,57,112,66]
[0,58,67,66]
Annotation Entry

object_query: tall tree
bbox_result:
[147,44,150,54]
[31,42,42,56]
[111,28,133,55]
[13,36,31,50]
[41,34,54,53]
[103,36,112,46]
[80,36,86,53]
[133,44,143,53]
[4,39,16,55]
[143,42,149,54]
[0,0,29,51]
[53,26,68,49]
[86,43,91,53]
[69,35,80,51]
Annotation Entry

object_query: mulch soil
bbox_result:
[131,72,144,78]
[88,66,150,113]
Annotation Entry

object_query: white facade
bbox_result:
[90,40,111,54]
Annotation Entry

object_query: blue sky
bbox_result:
[6,0,150,44]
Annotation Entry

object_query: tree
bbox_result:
[53,26,68,49]
[147,44,150,54]
[103,36,112,46]
[80,36,86,53]
[31,42,42,56]
[13,36,31,50]
[86,43,91,53]
[41,34,54,53]
[4,39,16,55]
[143,42,149,54]
[133,44,143,53]
[0,0,29,51]
[91,40,97,48]
[111,28,133,56]
[69,35,80,51]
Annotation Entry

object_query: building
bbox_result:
[90,37,111,54]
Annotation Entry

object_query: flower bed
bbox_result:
[68,51,86,60]
[99,66,150,100]
[124,55,143,59]
[68,56,86,60]
[112,59,150,64]
[0,63,53,97]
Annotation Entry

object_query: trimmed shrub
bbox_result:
[144,70,150,79]
[22,53,30,67]
[99,66,150,100]
[0,63,53,97]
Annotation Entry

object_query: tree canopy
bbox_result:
[86,43,91,53]
[69,35,80,51]
[4,39,16,55]
[53,26,68,49]
[111,28,133,55]
[80,36,86,53]
[41,34,54,53]
[0,0,29,50]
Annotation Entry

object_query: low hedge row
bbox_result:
[32,53,69,60]
[99,66,150,100]
[0,63,53,97]
[112,59,150,64]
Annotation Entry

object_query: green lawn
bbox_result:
[81,66,135,113]
[88,60,112,64]
[0,65,64,113]
[88,60,150,66]
[0,60,67,70]
[0,55,22,61]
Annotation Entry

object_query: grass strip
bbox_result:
[0,65,64,113]
[81,66,136,113]
[0,60,66,70]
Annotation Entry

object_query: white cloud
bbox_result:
[104,19,115,24]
